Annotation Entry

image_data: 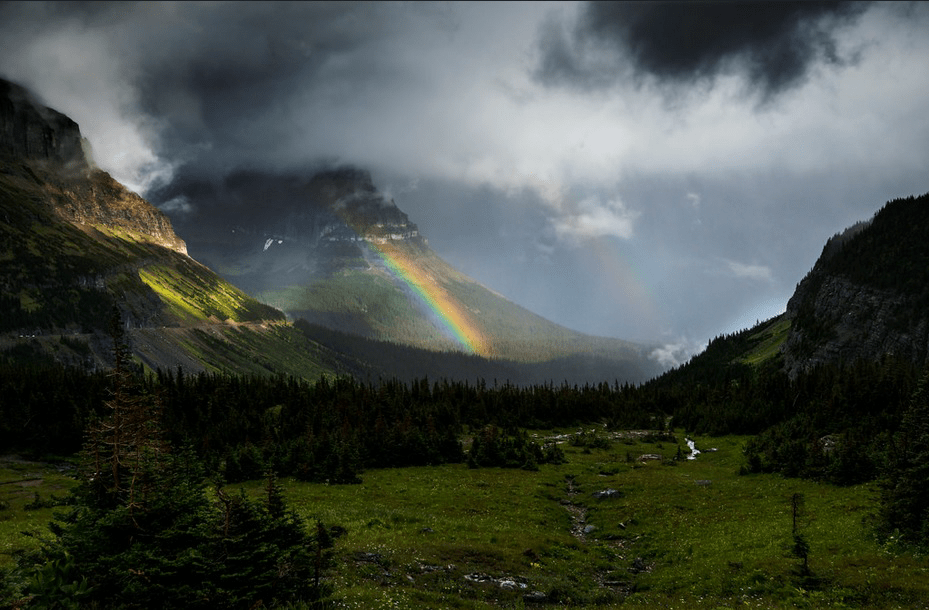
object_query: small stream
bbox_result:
[686,437,701,460]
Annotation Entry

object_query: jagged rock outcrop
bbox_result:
[304,168,421,242]
[47,167,188,254]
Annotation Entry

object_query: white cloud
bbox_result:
[650,338,708,369]
[2,1,927,346]
[0,7,175,194]
[726,260,774,282]
[550,195,638,242]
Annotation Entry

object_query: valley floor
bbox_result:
[4,432,928,608]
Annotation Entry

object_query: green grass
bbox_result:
[139,259,282,325]
[737,317,791,366]
[0,458,77,564]
[4,434,928,608]
[251,432,929,608]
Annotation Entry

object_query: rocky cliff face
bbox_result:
[0,81,299,375]
[781,195,929,377]
[783,275,929,376]
[0,79,87,167]
[0,78,187,254]
[303,167,421,242]
[46,166,188,254]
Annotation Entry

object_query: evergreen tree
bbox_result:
[20,317,333,608]
[878,369,929,546]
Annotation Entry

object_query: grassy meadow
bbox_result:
[3,431,927,608]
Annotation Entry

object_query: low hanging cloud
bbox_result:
[650,337,708,369]
[536,1,871,103]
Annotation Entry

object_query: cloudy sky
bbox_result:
[2,1,928,363]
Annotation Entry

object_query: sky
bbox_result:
[1,1,928,365]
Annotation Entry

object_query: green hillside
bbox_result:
[0,161,283,331]
[0,157,362,378]
[266,237,658,376]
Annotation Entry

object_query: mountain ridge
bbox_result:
[664,192,929,380]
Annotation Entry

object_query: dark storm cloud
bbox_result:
[126,3,409,170]
[537,1,871,101]
[0,1,445,188]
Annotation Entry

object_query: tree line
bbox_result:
[3,329,929,547]
[0,360,657,484]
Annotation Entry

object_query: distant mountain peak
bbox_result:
[153,164,662,381]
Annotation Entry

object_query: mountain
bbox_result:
[0,78,348,378]
[664,192,929,379]
[602,194,929,494]
[156,167,663,382]
[781,194,929,376]
[0,79,660,385]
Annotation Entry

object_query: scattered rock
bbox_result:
[638,454,663,461]
[819,435,838,454]
[353,551,383,563]
[499,579,527,590]
[593,488,621,499]
[464,572,493,583]
[524,590,548,603]
[583,524,597,534]
[464,573,528,590]
[695,480,712,486]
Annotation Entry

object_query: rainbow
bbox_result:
[588,236,659,330]
[366,240,491,357]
